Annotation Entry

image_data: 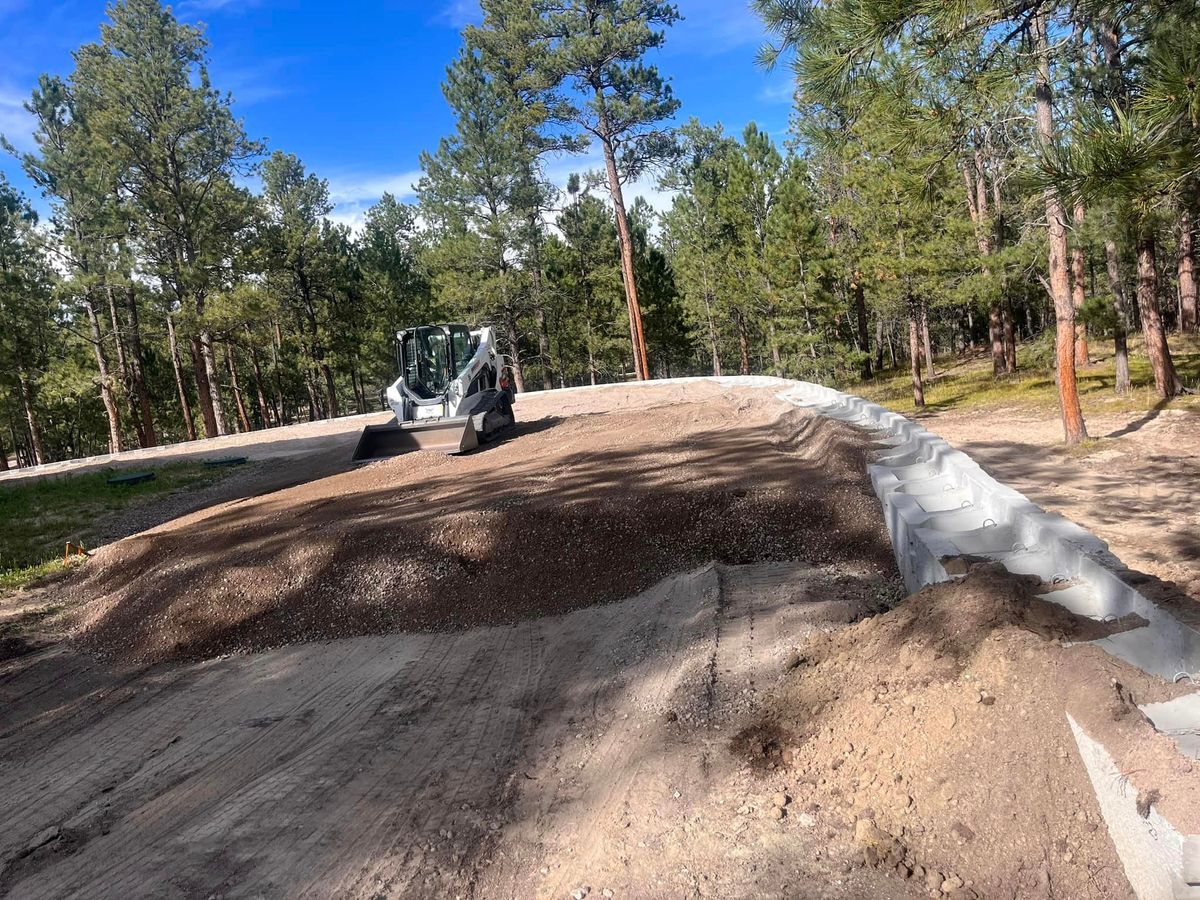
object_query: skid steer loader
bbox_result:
[352,323,516,461]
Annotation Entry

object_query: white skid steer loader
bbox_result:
[352,323,516,461]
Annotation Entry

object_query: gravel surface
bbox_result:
[51,383,898,666]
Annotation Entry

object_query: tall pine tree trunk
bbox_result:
[768,314,782,376]
[83,292,123,454]
[503,300,526,392]
[351,361,367,415]
[535,305,553,390]
[0,428,8,470]
[186,309,219,436]
[191,336,219,438]
[703,291,721,377]
[106,283,145,448]
[1104,239,1132,395]
[597,122,649,381]
[226,345,252,433]
[874,318,885,372]
[921,302,935,378]
[1071,200,1090,366]
[167,312,196,441]
[125,285,156,446]
[1179,210,1198,333]
[851,272,871,379]
[1002,302,1018,374]
[907,301,925,409]
[736,310,751,376]
[272,322,288,425]
[989,306,1004,375]
[322,363,338,418]
[198,322,227,436]
[1033,10,1087,443]
[245,325,272,427]
[964,156,1004,376]
[12,342,44,465]
[1135,236,1184,398]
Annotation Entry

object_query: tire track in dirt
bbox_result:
[2,561,909,900]
[3,641,429,897]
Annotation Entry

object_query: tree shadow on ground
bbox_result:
[58,401,898,668]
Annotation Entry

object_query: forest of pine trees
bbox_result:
[0,0,1197,466]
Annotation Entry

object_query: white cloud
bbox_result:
[541,150,677,216]
[215,57,300,107]
[317,154,678,237]
[178,0,261,14]
[327,169,423,205]
[435,0,480,29]
[0,85,35,152]
[326,204,370,234]
[322,169,423,234]
[759,76,795,105]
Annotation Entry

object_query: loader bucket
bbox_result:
[352,416,479,461]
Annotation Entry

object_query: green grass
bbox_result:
[0,461,242,593]
[856,333,1200,418]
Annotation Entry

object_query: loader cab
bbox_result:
[397,324,476,400]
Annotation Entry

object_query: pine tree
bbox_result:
[0,178,51,464]
[660,120,737,377]
[15,75,129,452]
[418,46,547,392]
[720,124,786,376]
[555,175,624,384]
[260,151,347,419]
[73,0,261,438]
[755,0,1091,441]
[473,0,681,381]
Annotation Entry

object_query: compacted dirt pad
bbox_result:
[58,383,894,666]
[3,384,1196,898]
[1,562,914,899]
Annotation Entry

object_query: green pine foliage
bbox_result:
[0,0,1197,467]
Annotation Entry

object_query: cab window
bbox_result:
[449,325,473,377]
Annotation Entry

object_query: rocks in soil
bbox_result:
[949,822,975,845]
[1136,788,1160,818]
[853,818,903,869]
[24,825,60,855]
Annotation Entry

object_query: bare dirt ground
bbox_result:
[919,404,1200,613]
[0,410,388,485]
[1,383,1194,899]
[1,562,919,900]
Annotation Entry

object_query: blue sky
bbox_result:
[0,0,794,228]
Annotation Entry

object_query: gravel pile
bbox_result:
[55,388,898,666]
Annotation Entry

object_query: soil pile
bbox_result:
[744,564,1200,898]
[56,386,896,666]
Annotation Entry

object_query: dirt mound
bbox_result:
[55,386,897,666]
[744,564,1200,898]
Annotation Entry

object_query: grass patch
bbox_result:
[0,461,242,593]
[856,334,1200,417]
